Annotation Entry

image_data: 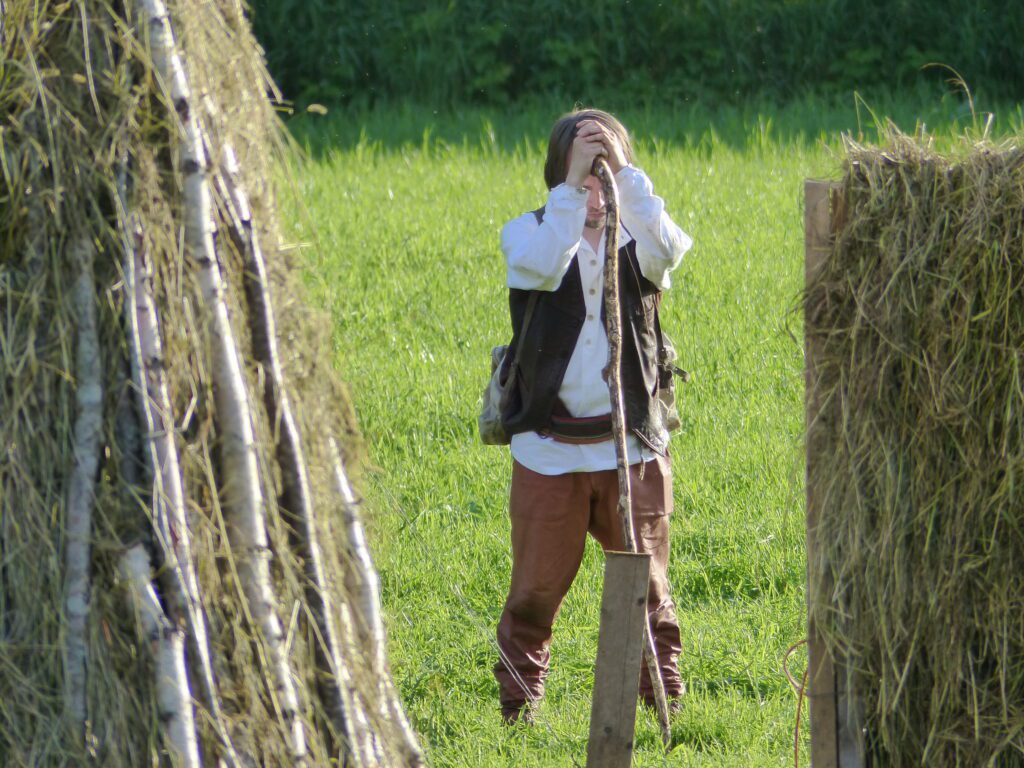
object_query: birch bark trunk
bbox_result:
[136,0,306,759]
[214,146,360,760]
[64,236,102,729]
[120,543,200,768]
[330,438,424,767]
[121,213,240,766]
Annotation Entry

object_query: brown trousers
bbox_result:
[494,455,683,708]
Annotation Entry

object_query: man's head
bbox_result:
[543,108,635,191]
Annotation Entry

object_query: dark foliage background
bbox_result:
[248,0,1023,107]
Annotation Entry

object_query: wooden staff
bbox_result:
[593,157,673,748]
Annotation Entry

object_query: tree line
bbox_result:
[248,0,1023,108]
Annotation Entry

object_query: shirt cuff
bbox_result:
[550,182,588,205]
[614,165,652,198]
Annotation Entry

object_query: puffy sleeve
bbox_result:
[503,184,588,291]
[615,165,692,290]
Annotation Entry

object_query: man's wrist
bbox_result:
[564,173,587,190]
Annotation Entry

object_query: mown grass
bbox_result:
[277,92,1021,767]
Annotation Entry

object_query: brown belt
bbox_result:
[544,412,613,444]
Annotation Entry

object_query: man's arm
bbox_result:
[504,127,611,291]
[616,166,692,290]
[579,119,691,290]
[502,185,588,291]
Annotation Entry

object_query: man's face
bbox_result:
[581,175,606,230]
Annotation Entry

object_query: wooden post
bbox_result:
[586,552,652,768]
[805,180,865,768]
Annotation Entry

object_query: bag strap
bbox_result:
[508,291,539,374]
[506,206,546,377]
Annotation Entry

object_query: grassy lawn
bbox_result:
[278,92,1019,767]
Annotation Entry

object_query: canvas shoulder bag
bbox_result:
[478,291,539,445]
[479,207,546,445]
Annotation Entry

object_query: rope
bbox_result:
[794,666,809,768]
[783,638,809,768]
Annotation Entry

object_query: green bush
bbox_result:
[248,0,1024,108]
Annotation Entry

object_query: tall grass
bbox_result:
[278,95,1022,766]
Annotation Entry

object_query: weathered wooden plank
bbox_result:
[586,552,652,768]
[806,179,866,768]
[805,179,840,768]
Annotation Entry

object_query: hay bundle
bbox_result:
[0,1,421,765]
[806,128,1024,766]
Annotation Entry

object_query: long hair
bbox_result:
[543,108,635,190]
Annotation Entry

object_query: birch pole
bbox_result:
[120,543,200,768]
[214,146,360,759]
[64,236,102,729]
[593,157,672,747]
[121,216,241,767]
[329,438,425,767]
[136,0,306,760]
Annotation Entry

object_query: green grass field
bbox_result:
[279,92,1021,767]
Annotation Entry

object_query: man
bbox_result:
[494,108,693,724]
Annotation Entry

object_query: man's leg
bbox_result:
[588,454,684,702]
[494,461,590,719]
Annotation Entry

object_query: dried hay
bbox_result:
[0,1,420,765]
[806,125,1024,766]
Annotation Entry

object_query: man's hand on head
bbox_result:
[576,120,628,175]
[565,119,627,188]
[565,127,605,189]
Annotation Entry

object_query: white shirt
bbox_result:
[501,165,692,475]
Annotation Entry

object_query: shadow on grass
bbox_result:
[283,83,1020,161]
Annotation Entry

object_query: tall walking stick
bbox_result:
[594,158,673,748]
